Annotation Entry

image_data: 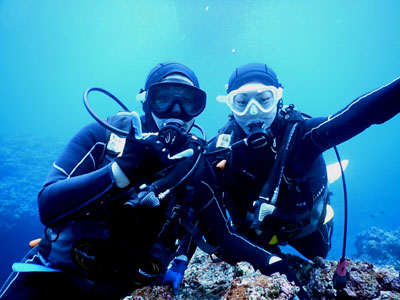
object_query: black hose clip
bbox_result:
[250,198,276,234]
[124,184,163,209]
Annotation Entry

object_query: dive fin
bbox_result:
[12,263,62,273]
[326,160,348,184]
[168,149,194,160]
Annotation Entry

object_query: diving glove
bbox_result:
[162,255,188,295]
[115,127,168,183]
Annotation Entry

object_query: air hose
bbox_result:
[332,146,349,289]
[83,87,131,136]
[124,145,204,209]
[250,122,299,232]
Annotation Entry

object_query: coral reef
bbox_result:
[124,249,400,300]
[0,134,64,232]
[354,226,400,270]
[124,286,174,300]
[221,268,298,300]
[291,255,400,299]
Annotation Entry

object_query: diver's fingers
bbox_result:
[130,111,142,139]
[168,149,194,160]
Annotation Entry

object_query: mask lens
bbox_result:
[148,82,206,119]
[180,95,197,113]
[256,90,275,109]
[152,95,174,111]
[232,93,250,113]
[228,87,279,116]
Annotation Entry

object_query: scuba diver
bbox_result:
[203,62,400,298]
[0,62,310,300]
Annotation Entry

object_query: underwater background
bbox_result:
[1,0,399,284]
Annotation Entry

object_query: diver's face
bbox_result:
[152,85,197,118]
[152,113,194,132]
[231,83,279,134]
[147,77,206,124]
[233,104,277,134]
[150,84,197,131]
[233,90,275,115]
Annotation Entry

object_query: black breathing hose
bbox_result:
[83,87,131,137]
[258,122,298,200]
[334,146,348,260]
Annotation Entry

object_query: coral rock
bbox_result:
[124,285,174,300]
[123,248,400,300]
[290,255,400,300]
[222,271,298,300]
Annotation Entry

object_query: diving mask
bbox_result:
[137,82,206,122]
[217,83,282,116]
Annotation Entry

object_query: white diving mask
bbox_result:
[217,83,283,116]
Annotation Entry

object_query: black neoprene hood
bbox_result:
[144,62,200,90]
[227,62,282,93]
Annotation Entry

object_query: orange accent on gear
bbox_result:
[29,238,41,248]
[216,159,227,171]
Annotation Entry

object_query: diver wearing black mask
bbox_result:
[1,62,310,300]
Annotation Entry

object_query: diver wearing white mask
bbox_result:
[218,82,282,133]
[207,62,400,300]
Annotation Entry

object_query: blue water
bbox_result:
[1,0,400,284]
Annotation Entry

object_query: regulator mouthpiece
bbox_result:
[158,121,189,151]
[246,122,272,149]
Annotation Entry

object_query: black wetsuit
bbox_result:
[0,115,287,300]
[207,77,400,260]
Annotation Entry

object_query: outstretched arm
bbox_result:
[303,76,400,151]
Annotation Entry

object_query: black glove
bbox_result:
[115,127,169,183]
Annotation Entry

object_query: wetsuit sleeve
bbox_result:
[38,122,116,226]
[190,158,279,274]
[303,76,400,150]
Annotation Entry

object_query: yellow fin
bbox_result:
[323,204,334,225]
[269,235,278,245]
